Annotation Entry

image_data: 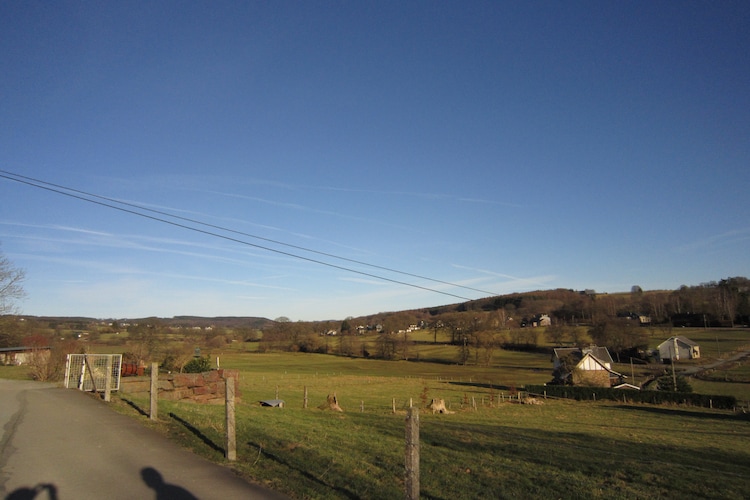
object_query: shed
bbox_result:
[0,346,50,366]
[657,336,700,363]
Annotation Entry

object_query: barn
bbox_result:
[658,336,700,363]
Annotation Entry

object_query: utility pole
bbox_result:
[670,342,677,392]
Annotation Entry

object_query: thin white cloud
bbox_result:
[678,228,750,252]
[450,264,557,290]
[217,179,524,208]
[205,189,415,231]
[337,276,393,286]
[149,271,294,291]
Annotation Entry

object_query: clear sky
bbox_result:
[1,1,748,321]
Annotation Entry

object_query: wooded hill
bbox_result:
[350,276,750,330]
[7,276,749,338]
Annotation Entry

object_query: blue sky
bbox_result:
[1,1,748,321]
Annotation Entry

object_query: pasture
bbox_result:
[114,349,750,500]
[5,326,750,498]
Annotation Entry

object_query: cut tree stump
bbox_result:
[319,393,343,412]
[427,398,453,414]
[522,397,544,405]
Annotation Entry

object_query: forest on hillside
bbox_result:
[258,277,749,361]
[428,276,750,327]
[1,277,747,368]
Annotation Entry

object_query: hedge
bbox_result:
[525,385,737,410]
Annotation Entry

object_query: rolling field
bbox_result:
[5,326,750,498]
[114,349,750,500]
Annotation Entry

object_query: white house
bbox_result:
[657,336,700,363]
[552,346,623,387]
[535,314,552,327]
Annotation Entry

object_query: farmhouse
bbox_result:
[552,346,623,387]
[533,314,551,327]
[657,336,700,363]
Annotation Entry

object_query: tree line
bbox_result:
[1,242,747,371]
[257,277,749,364]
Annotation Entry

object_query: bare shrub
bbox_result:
[27,339,79,382]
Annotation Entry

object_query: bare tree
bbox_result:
[0,249,25,315]
[545,322,568,346]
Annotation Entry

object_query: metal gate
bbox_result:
[64,354,123,392]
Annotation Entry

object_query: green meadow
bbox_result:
[5,326,750,498]
[112,342,750,500]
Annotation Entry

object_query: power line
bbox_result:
[0,169,496,302]
[0,169,501,297]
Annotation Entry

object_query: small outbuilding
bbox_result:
[657,336,700,363]
[0,346,50,366]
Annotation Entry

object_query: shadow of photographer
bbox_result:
[141,466,197,500]
[5,483,58,500]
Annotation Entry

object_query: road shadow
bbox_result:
[120,397,150,417]
[141,467,197,500]
[245,438,360,500]
[4,483,58,500]
[168,412,224,454]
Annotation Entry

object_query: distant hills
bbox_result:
[20,315,273,330]
[18,277,750,329]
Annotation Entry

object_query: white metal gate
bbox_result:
[64,354,123,392]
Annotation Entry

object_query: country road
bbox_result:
[0,379,287,500]
[680,349,750,376]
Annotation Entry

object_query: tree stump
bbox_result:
[427,398,453,414]
[319,393,344,412]
[522,397,544,405]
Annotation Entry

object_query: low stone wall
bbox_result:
[120,369,240,404]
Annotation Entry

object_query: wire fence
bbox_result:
[64,354,123,392]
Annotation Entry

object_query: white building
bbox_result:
[657,336,700,362]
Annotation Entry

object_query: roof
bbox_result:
[613,383,641,390]
[259,399,285,407]
[553,347,623,380]
[553,346,614,365]
[657,336,699,348]
[0,346,51,353]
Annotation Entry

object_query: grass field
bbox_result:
[115,342,750,500]
[5,327,750,498]
[0,365,31,380]
[115,361,750,500]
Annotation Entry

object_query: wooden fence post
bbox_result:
[149,362,158,421]
[83,354,98,393]
[303,386,308,409]
[104,355,113,402]
[405,407,420,500]
[225,376,237,461]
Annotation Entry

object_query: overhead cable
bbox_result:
[0,169,498,302]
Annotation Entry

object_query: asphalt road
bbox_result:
[680,349,750,376]
[0,379,287,500]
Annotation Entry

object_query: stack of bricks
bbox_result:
[120,369,240,404]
